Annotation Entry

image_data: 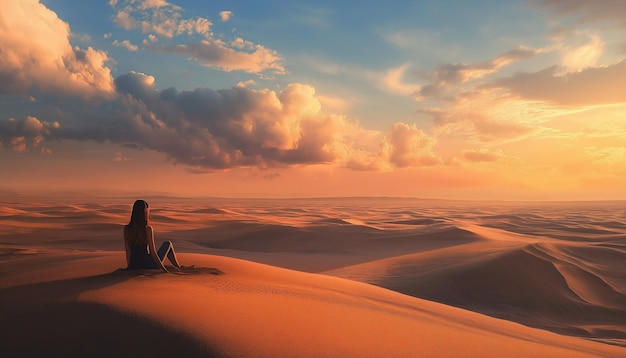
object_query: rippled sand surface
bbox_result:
[1,197,625,355]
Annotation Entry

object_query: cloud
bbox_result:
[111,0,207,38]
[110,0,283,74]
[382,123,441,167]
[491,60,626,106]
[422,107,532,142]
[0,116,59,152]
[381,63,417,95]
[1,68,440,172]
[219,11,232,22]
[534,0,626,27]
[112,39,139,51]
[0,0,114,98]
[461,148,508,163]
[54,73,379,169]
[145,40,285,74]
[415,48,538,101]
[560,32,604,72]
[113,152,132,162]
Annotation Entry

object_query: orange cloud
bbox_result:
[113,152,132,162]
[460,148,511,163]
[0,0,114,98]
[220,11,233,22]
[112,39,139,51]
[382,123,441,167]
[416,48,537,101]
[491,60,626,106]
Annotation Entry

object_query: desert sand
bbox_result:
[1,196,625,357]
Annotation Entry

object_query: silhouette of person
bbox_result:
[124,199,181,272]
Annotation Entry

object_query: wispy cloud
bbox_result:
[112,151,132,162]
[145,39,284,74]
[381,63,417,95]
[415,48,539,101]
[490,60,626,106]
[460,148,510,163]
[534,0,626,28]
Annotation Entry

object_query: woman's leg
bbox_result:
[157,240,181,268]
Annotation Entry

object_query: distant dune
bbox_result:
[1,198,625,356]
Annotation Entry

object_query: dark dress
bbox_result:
[128,243,159,269]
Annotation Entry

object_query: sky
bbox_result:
[1,0,626,200]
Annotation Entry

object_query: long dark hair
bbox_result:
[125,200,149,244]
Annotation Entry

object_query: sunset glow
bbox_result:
[1,0,625,199]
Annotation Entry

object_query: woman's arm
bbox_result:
[123,228,131,268]
[147,225,168,272]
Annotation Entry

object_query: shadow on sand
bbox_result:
[1,267,224,358]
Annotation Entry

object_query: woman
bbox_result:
[124,199,181,272]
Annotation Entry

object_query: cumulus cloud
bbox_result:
[1,67,440,171]
[112,39,139,51]
[0,116,59,152]
[490,60,626,106]
[111,0,207,37]
[110,0,284,74]
[382,123,441,167]
[50,73,377,169]
[0,0,115,98]
[0,2,437,172]
[220,11,233,22]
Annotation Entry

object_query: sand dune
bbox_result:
[1,197,626,355]
[2,251,625,357]
[326,225,626,346]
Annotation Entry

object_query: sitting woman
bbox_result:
[124,199,181,272]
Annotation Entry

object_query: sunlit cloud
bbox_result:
[145,41,285,74]
[219,11,233,22]
[415,48,538,101]
[0,68,436,171]
[382,123,441,167]
[461,148,509,163]
[559,32,604,72]
[490,60,626,106]
[111,0,205,37]
[381,63,417,95]
[109,0,284,74]
[0,0,114,98]
[112,39,139,51]
[4,70,442,173]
